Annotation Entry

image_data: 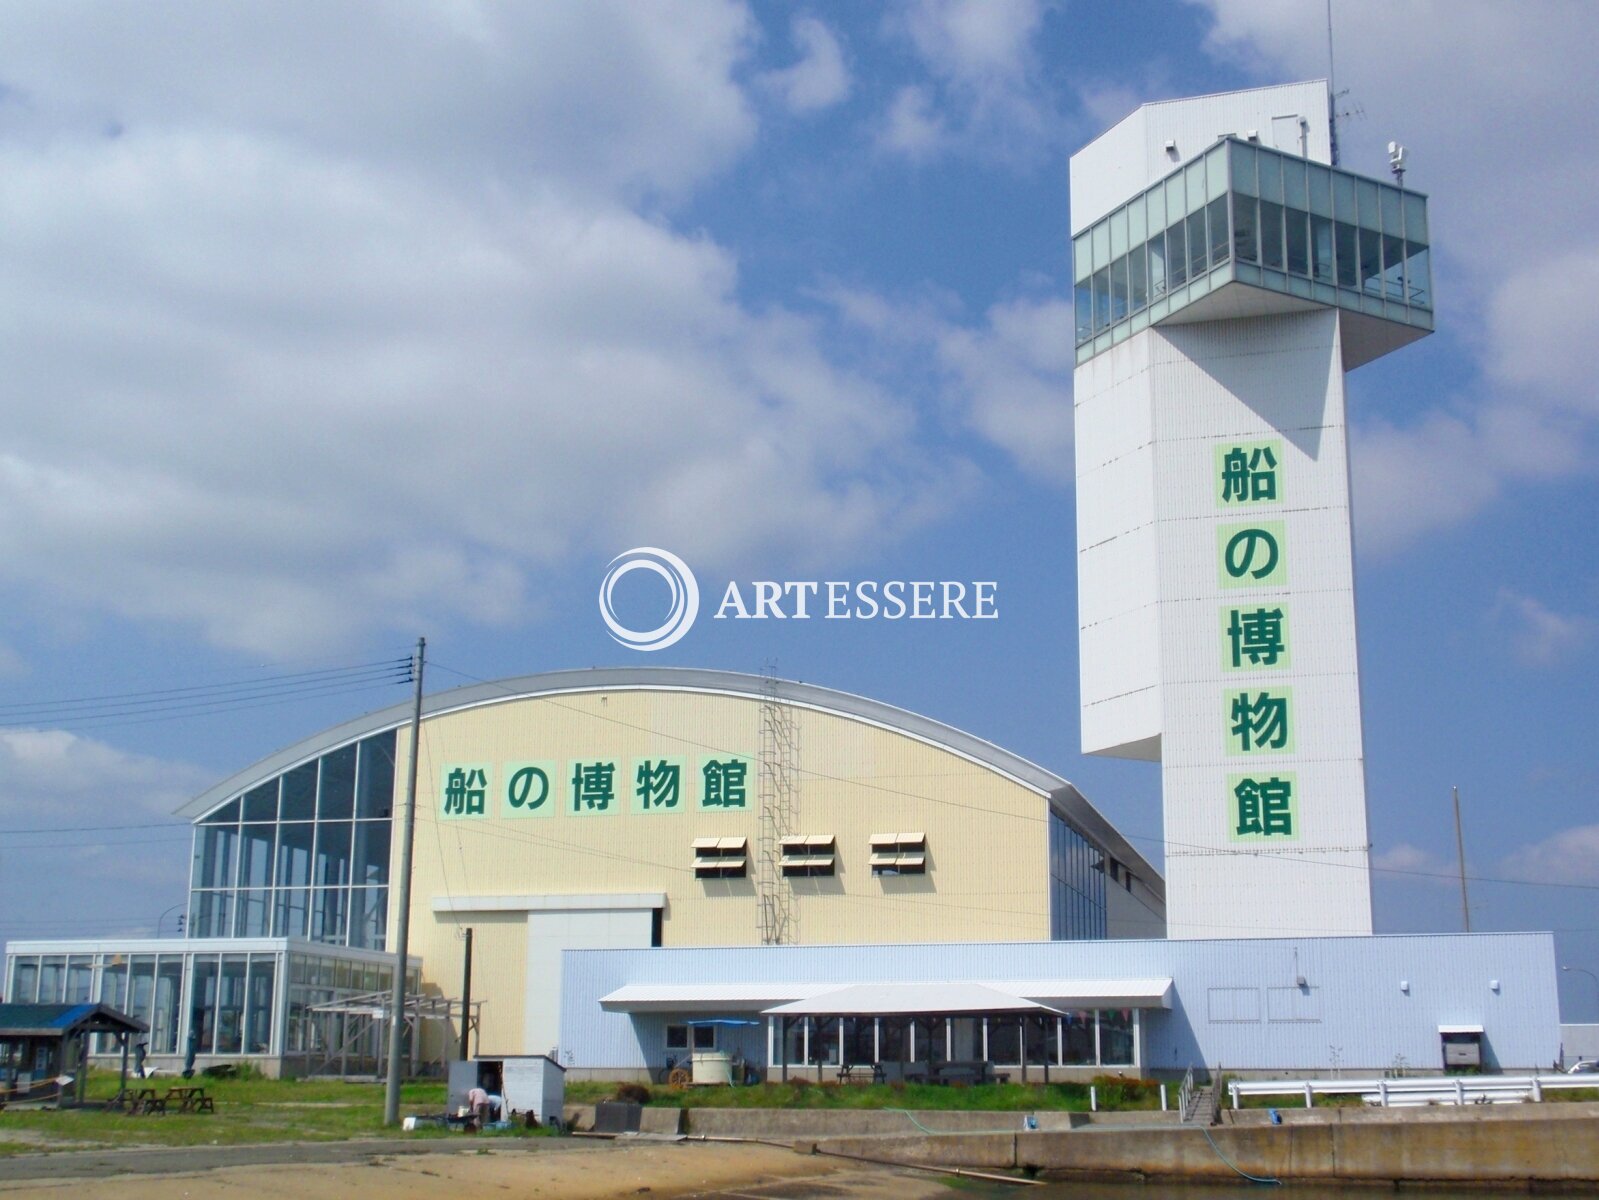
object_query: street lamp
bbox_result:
[1560,965,1599,1016]
[156,902,186,938]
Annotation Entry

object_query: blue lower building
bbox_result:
[560,932,1560,1081]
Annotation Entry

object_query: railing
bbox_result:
[1178,1063,1197,1122]
[1230,1074,1599,1109]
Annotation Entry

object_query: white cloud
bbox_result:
[1487,247,1599,414]
[879,0,1054,162]
[879,85,947,159]
[1350,411,1503,556]
[0,6,966,656]
[899,0,1044,87]
[823,285,1075,480]
[1350,399,1587,557]
[1501,823,1599,887]
[1371,841,1454,881]
[1491,589,1596,668]
[0,728,209,823]
[935,298,1076,480]
[1194,0,1599,551]
[0,730,203,943]
[760,15,850,114]
[0,1,758,203]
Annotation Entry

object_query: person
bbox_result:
[133,1041,148,1078]
[465,1085,502,1123]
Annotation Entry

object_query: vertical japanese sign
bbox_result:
[1214,438,1298,841]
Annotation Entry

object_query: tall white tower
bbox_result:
[1069,83,1432,939]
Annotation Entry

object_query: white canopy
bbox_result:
[599,982,835,1013]
[991,978,1173,1010]
[602,977,1174,1016]
[765,982,1062,1016]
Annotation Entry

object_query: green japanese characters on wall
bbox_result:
[439,755,754,821]
[1215,437,1297,841]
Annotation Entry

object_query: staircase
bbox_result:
[1179,1064,1223,1125]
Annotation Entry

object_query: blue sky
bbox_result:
[2,1,1597,1018]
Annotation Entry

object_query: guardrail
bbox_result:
[1230,1074,1599,1109]
[1178,1063,1197,1122]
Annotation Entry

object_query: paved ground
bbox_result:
[0,1138,965,1199]
[0,1137,562,1182]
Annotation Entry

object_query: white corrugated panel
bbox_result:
[765,982,1060,1016]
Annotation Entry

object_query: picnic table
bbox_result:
[121,1085,215,1115]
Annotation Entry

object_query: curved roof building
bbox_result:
[179,667,1165,1059]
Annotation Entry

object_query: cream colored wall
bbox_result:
[394,687,1053,1054]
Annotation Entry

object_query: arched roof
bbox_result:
[177,666,1161,899]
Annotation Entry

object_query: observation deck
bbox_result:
[1073,137,1431,370]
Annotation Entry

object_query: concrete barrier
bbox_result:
[813,1107,1599,1185]
[683,1108,1084,1139]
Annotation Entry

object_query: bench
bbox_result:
[907,1061,1009,1086]
[836,1063,886,1084]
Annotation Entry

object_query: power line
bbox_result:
[0,821,186,834]
[0,657,412,716]
[0,659,413,731]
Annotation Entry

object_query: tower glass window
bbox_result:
[1074,137,1431,364]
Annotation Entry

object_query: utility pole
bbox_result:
[1452,785,1471,933]
[459,927,474,1061]
[383,637,426,1126]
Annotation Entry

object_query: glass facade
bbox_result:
[189,730,395,949]
[1073,138,1432,363]
[772,1010,1139,1070]
[5,942,415,1069]
[1049,810,1108,940]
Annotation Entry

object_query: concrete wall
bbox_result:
[811,1105,1599,1185]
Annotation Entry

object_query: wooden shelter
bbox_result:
[0,1003,147,1107]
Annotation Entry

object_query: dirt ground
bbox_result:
[0,1139,966,1200]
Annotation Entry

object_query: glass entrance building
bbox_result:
[6,727,416,1076]
[4,939,418,1075]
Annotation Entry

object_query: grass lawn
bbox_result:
[0,1071,552,1153]
[565,1075,1165,1112]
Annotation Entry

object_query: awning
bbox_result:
[1438,1023,1484,1035]
[991,978,1174,1010]
[764,982,1063,1017]
[599,983,836,1013]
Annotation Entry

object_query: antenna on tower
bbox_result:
[1324,0,1363,167]
[1326,0,1339,166]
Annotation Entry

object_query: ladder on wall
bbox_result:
[757,664,798,945]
